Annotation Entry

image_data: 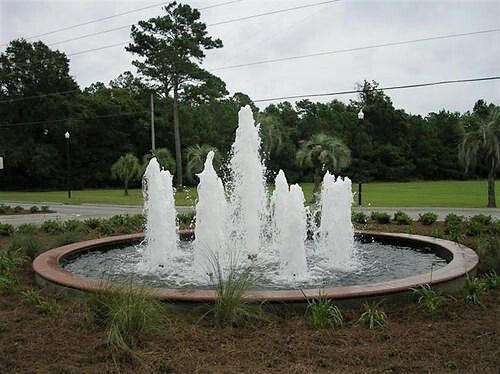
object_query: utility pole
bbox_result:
[150,93,156,151]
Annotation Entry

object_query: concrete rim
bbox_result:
[32,231,479,302]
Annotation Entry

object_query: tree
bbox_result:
[459,106,500,208]
[143,148,176,174]
[296,133,351,195]
[126,2,226,188]
[111,153,141,195]
[185,144,221,183]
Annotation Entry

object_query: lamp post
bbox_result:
[65,131,71,199]
[357,109,364,206]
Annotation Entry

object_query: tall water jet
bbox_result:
[271,170,308,280]
[228,105,268,256]
[193,151,228,274]
[319,172,355,268]
[141,158,178,271]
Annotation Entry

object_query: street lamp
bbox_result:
[65,131,71,199]
[357,109,364,206]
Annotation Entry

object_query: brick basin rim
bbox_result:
[32,230,478,302]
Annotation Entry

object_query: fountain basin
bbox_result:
[33,231,478,303]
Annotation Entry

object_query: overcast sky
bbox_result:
[1,0,499,115]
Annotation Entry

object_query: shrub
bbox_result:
[96,220,115,236]
[431,227,443,239]
[370,212,391,224]
[475,234,500,273]
[22,289,41,305]
[85,283,168,351]
[38,299,60,316]
[29,206,39,213]
[466,214,493,237]
[0,250,25,273]
[84,217,102,230]
[419,212,438,225]
[352,212,368,224]
[17,223,38,235]
[64,219,87,232]
[305,294,343,330]
[393,211,411,225]
[177,211,195,226]
[358,301,387,329]
[8,234,43,260]
[463,276,486,305]
[53,230,88,246]
[0,223,14,236]
[0,273,18,293]
[41,220,64,234]
[13,206,23,213]
[41,205,50,213]
[0,204,9,214]
[483,271,499,290]
[412,285,442,314]
[444,213,464,234]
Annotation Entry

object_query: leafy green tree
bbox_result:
[143,148,176,174]
[186,144,221,183]
[296,133,351,195]
[126,2,227,188]
[111,153,141,195]
[459,106,500,207]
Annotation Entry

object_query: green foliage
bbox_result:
[0,250,25,273]
[352,211,368,224]
[0,223,14,236]
[38,299,60,316]
[111,153,142,196]
[0,273,18,293]
[29,206,39,213]
[185,144,221,182]
[419,212,438,225]
[41,220,64,234]
[358,301,387,329]
[143,148,176,174]
[465,214,492,236]
[8,234,43,260]
[177,211,195,226]
[53,230,88,247]
[475,234,500,273]
[83,217,101,230]
[431,227,443,239]
[63,219,87,233]
[85,283,168,351]
[371,212,391,224]
[444,214,465,241]
[13,206,23,213]
[22,289,41,305]
[393,211,411,225]
[17,223,38,235]
[305,295,343,330]
[483,271,499,290]
[463,276,486,305]
[412,285,442,314]
[41,205,50,212]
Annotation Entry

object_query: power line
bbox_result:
[211,28,500,71]
[252,76,500,103]
[47,0,339,48]
[0,110,149,128]
[1,76,498,127]
[1,0,244,46]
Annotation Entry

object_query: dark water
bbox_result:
[62,238,447,290]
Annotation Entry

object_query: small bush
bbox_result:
[64,219,87,232]
[393,211,411,225]
[419,212,438,225]
[17,223,38,235]
[84,217,102,230]
[306,295,343,330]
[41,220,64,234]
[370,212,391,224]
[0,250,25,273]
[466,214,492,237]
[22,289,41,305]
[96,220,115,236]
[38,299,60,316]
[431,227,443,239]
[0,273,18,293]
[29,206,39,213]
[444,213,464,234]
[463,276,486,305]
[358,301,387,329]
[475,234,500,273]
[85,283,168,351]
[352,212,368,224]
[177,211,195,226]
[0,204,9,214]
[8,234,43,260]
[0,223,14,236]
[41,205,50,213]
[53,230,88,246]
[13,206,23,213]
[412,284,442,314]
[483,271,499,290]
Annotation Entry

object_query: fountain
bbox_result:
[33,105,479,303]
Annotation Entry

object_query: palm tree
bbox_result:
[186,144,222,182]
[142,148,176,174]
[111,153,141,196]
[296,133,351,195]
[459,107,500,208]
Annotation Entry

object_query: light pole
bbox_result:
[357,109,364,206]
[65,131,71,199]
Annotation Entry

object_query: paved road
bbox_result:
[0,200,499,226]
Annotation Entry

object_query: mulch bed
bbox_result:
[0,224,498,373]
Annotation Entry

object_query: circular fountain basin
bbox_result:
[33,231,478,303]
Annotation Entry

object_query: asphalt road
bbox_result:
[1,200,499,226]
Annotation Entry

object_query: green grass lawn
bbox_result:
[0,180,498,208]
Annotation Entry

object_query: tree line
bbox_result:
[0,2,498,206]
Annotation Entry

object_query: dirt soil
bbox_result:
[0,224,499,373]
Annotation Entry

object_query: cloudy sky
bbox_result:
[1,0,499,115]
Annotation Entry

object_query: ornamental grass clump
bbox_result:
[358,300,387,329]
[419,212,438,225]
[370,212,391,224]
[85,282,168,352]
[303,292,343,330]
[463,276,486,305]
[393,211,412,225]
[412,284,442,315]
